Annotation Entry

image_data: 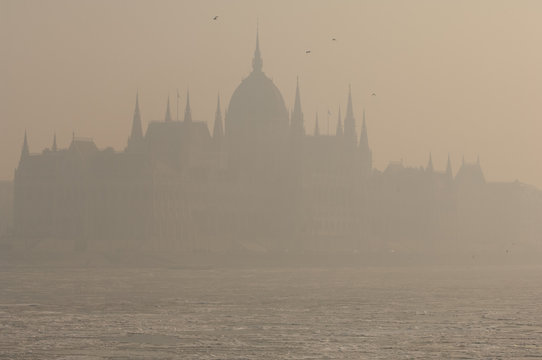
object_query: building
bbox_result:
[11,33,542,257]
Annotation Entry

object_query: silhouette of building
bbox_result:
[11,32,542,256]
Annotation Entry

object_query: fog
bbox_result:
[2,2,542,358]
[2,0,542,186]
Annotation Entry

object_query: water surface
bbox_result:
[1,266,541,359]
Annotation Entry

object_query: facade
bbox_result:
[12,34,542,256]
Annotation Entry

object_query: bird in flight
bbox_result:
[305,50,311,54]
[212,16,219,20]
[332,38,337,41]
[371,93,376,96]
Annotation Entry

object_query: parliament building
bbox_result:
[13,33,542,257]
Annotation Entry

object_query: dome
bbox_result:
[226,71,288,130]
[225,32,289,142]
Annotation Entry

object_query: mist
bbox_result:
[2,1,542,359]
[2,0,542,186]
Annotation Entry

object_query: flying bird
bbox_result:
[371,93,376,96]
[212,16,218,20]
[305,50,311,54]
[332,38,336,41]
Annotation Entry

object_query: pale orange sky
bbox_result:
[2,0,542,187]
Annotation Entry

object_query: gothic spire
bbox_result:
[427,153,434,172]
[290,77,304,136]
[314,113,320,136]
[213,93,223,140]
[130,92,143,141]
[252,25,263,73]
[165,95,172,122]
[52,133,57,152]
[336,106,343,136]
[446,154,453,178]
[343,84,356,144]
[293,77,302,114]
[359,109,369,149]
[20,130,29,163]
[346,84,354,119]
[184,89,192,123]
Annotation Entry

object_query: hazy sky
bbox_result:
[2,0,542,187]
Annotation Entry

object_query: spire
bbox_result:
[346,84,354,119]
[184,89,192,123]
[293,77,302,114]
[336,106,343,136]
[359,109,369,149]
[52,133,57,152]
[358,109,372,175]
[252,25,263,72]
[130,92,143,141]
[213,93,223,141]
[343,84,356,144]
[314,113,320,136]
[20,130,29,163]
[165,95,172,122]
[446,154,453,178]
[426,153,434,172]
[290,76,304,136]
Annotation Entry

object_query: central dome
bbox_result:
[225,32,289,144]
[227,71,288,130]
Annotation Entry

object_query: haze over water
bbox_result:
[3,1,542,359]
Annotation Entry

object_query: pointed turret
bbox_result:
[165,96,172,122]
[252,26,263,73]
[358,109,372,176]
[314,113,320,136]
[343,84,356,145]
[20,130,29,163]
[184,90,192,123]
[52,133,57,152]
[130,92,143,141]
[426,153,434,172]
[446,154,453,178]
[359,109,369,149]
[213,93,224,142]
[126,92,145,152]
[290,77,304,136]
[336,106,343,136]
[346,84,354,118]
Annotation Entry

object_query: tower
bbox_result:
[52,133,57,152]
[19,130,29,164]
[127,92,144,152]
[336,107,343,136]
[426,153,434,172]
[290,77,305,137]
[314,113,320,136]
[252,26,263,73]
[359,109,372,175]
[165,96,172,122]
[446,154,453,179]
[343,84,357,146]
[184,90,192,123]
[213,93,224,147]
